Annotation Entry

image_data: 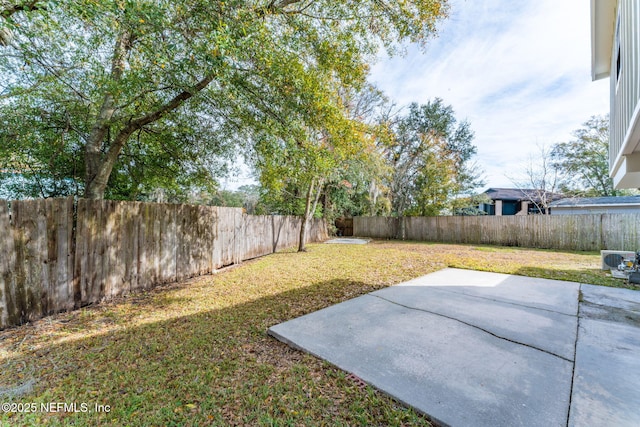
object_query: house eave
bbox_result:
[591,0,617,81]
[612,153,640,189]
[611,105,640,189]
[553,203,640,209]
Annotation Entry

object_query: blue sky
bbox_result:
[369,0,610,189]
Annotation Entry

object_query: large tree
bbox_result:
[250,86,375,250]
[250,82,398,249]
[551,115,621,197]
[384,99,483,216]
[1,0,449,200]
[318,85,393,220]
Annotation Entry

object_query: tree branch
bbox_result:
[84,73,216,198]
[1,1,44,19]
[125,74,214,132]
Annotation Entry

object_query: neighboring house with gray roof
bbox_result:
[549,195,640,215]
[479,188,564,216]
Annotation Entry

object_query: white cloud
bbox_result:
[370,0,610,189]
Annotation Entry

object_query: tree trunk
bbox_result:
[298,179,316,252]
[83,72,214,199]
[84,29,131,199]
[84,125,136,199]
[298,177,324,252]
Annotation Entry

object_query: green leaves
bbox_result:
[1,0,449,200]
[386,99,483,216]
[551,115,626,197]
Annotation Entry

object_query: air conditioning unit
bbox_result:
[601,250,636,270]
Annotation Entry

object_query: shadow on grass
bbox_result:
[0,277,432,427]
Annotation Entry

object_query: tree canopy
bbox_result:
[0,0,449,200]
[384,99,484,216]
[249,93,484,223]
[551,115,621,197]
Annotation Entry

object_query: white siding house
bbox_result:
[591,0,640,188]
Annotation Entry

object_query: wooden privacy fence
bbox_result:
[0,198,75,330]
[354,214,640,252]
[0,197,327,329]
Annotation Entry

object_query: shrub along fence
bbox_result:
[354,214,640,252]
[0,197,327,329]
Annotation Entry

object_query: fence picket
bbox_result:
[0,200,16,327]
[0,198,327,329]
[354,214,640,251]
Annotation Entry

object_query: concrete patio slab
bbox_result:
[579,283,640,321]
[268,268,640,426]
[568,285,640,426]
[398,268,580,316]
[324,238,370,244]
[270,293,572,427]
[371,285,577,361]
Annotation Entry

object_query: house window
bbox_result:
[615,11,622,84]
[616,45,621,80]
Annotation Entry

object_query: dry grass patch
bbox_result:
[0,241,625,426]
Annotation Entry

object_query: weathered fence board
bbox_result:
[0,200,17,328]
[306,217,329,244]
[353,216,400,239]
[158,203,176,284]
[0,198,327,329]
[355,214,640,251]
[0,198,74,328]
[53,198,75,312]
[243,215,274,260]
[233,208,245,265]
[215,207,239,268]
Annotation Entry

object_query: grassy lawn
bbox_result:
[0,241,628,426]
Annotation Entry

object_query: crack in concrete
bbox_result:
[566,285,583,427]
[369,293,575,363]
[396,285,578,318]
